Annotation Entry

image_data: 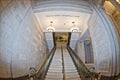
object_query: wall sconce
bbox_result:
[46,21,55,32]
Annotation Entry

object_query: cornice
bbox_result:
[32,0,93,13]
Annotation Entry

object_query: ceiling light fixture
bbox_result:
[46,21,55,32]
[70,21,79,32]
[71,27,79,32]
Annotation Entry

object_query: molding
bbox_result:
[32,1,93,13]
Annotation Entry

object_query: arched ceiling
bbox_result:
[32,0,93,32]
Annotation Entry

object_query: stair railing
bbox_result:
[67,46,101,80]
[29,46,56,80]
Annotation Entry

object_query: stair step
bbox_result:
[66,78,81,80]
[45,78,81,80]
[66,74,80,77]
[48,70,62,73]
[45,48,81,80]
[46,75,63,78]
[49,67,62,69]
[45,78,63,80]
[47,72,63,75]
[49,66,62,68]
[64,67,76,69]
[65,72,79,75]
[65,69,77,72]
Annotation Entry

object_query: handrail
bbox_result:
[29,46,56,80]
[67,46,100,80]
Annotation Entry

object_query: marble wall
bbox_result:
[45,32,54,51]
[88,10,118,76]
[0,0,48,78]
[75,41,85,63]
[70,32,80,50]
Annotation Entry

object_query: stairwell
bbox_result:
[45,46,81,80]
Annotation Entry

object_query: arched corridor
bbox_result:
[0,0,120,80]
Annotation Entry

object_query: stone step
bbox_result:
[47,72,63,75]
[64,66,76,68]
[45,78,63,80]
[65,72,79,75]
[46,75,63,79]
[49,67,62,69]
[66,78,81,80]
[65,74,80,78]
[45,78,81,80]
[45,48,81,80]
[65,71,78,73]
[48,70,62,73]
[48,68,62,70]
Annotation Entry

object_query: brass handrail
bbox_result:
[67,46,100,80]
[29,46,56,80]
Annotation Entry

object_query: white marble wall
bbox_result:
[0,0,48,78]
[70,32,80,50]
[88,11,117,76]
[75,41,85,63]
[45,32,54,52]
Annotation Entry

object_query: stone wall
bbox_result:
[45,32,54,52]
[89,11,111,75]
[75,41,85,63]
[0,0,48,78]
[88,10,119,76]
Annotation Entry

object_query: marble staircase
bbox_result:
[45,47,81,80]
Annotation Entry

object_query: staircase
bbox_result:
[63,48,81,80]
[45,46,81,80]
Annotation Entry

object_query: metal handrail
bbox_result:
[29,46,56,80]
[67,46,100,80]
